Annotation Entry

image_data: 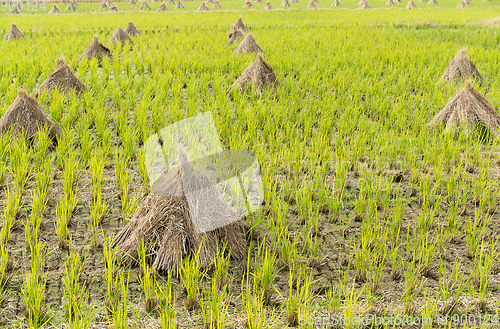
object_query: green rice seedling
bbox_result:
[55,130,75,170]
[90,147,105,199]
[180,247,206,311]
[103,235,120,314]
[135,149,149,193]
[342,281,368,329]
[0,242,13,292]
[56,194,76,250]
[275,264,313,327]
[9,136,31,192]
[63,243,93,326]
[155,272,176,328]
[472,240,499,296]
[63,151,80,197]
[88,194,107,247]
[2,185,23,236]
[201,277,231,329]
[326,282,342,314]
[20,242,49,328]
[243,286,277,329]
[32,124,51,168]
[254,241,278,305]
[109,269,131,329]
[213,242,230,290]
[421,289,438,329]
[137,239,157,313]
[403,258,424,315]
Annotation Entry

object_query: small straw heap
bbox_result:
[166,0,175,4]
[385,0,394,5]
[129,0,137,4]
[440,49,483,85]
[49,4,61,13]
[78,36,112,64]
[140,1,151,9]
[243,0,254,7]
[428,0,438,4]
[109,4,119,11]
[4,24,25,40]
[232,53,278,96]
[197,1,210,10]
[406,0,417,8]
[65,1,77,11]
[428,81,500,137]
[263,1,273,9]
[357,0,372,8]
[110,27,134,46]
[174,0,184,8]
[455,0,467,7]
[228,24,245,45]
[332,0,341,6]
[234,17,249,32]
[125,21,141,36]
[0,90,59,145]
[111,145,247,276]
[306,0,318,9]
[234,34,264,55]
[212,0,222,7]
[158,2,169,10]
[281,0,290,7]
[99,1,108,9]
[37,58,86,95]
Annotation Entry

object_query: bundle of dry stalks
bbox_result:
[158,2,169,11]
[212,1,222,7]
[228,25,244,45]
[281,0,290,7]
[332,0,341,6]
[428,0,438,5]
[140,1,151,9]
[234,17,249,32]
[112,146,247,276]
[385,0,394,5]
[174,0,185,7]
[37,58,86,95]
[125,21,141,36]
[78,36,112,63]
[109,4,119,11]
[440,49,483,85]
[99,2,108,9]
[428,81,500,136]
[243,0,254,7]
[306,0,318,9]
[357,0,372,8]
[263,1,273,9]
[455,0,467,7]
[231,53,278,95]
[0,90,59,145]
[110,27,133,46]
[234,34,264,55]
[197,1,210,10]
[65,2,77,11]
[4,24,25,40]
[129,0,137,4]
[49,4,61,13]
[406,0,417,7]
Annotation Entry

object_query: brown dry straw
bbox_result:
[174,0,184,8]
[212,1,222,7]
[166,0,175,4]
[125,21,141,36]
[231,53,278,95]
[109,4,119,11]
[234,17,249,32]
[197,2,210,10]
[243,0,254,7]
[357,1,372,8]
[129,0,137,4]
[110,27,133,46]
[385,0,394,5]
[111,145,247,276]
[99,2,107,9]
[4,24,25,40]
[428,0,438,4]
[140,1,151,9]
[455,0,467,7]
[78,35,112,63]
[406,0,417,7]
[0,90,59,144]
[158,2,169,11]
[65,2,77,11]
[440,49,483,85]
[428,81,500,136]
[306,0,318,9]
[234,33,264,55]
[263,1,273,9]
[281,0,290,7]
[37,58,86,95]
[332,0,342,6]
[49,4,61,13]
[228,24,244,46]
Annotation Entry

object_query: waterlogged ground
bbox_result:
[1,4,500,329]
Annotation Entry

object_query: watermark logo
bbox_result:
[144,112,263,234]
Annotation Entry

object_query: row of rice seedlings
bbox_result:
[63,243,94,327]
[180,246,206,311]
[88,147,107,248]
[115,147,140,220]
[137,239,157,313]
[20,241,49,328]
[155,272,176,328]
